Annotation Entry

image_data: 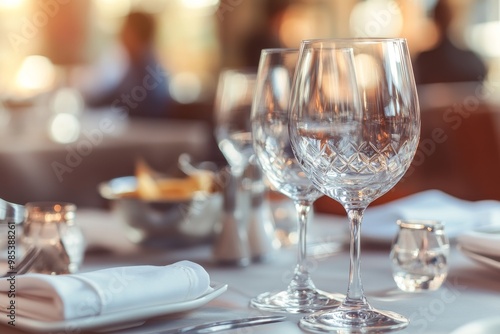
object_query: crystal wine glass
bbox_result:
[250,48,342,313]
[289,39,420,332]
[214,69,256,176]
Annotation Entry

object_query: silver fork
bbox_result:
[160,315,286,334]
[1,246,41,277]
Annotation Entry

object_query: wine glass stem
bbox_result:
[344,208,369,308]
[289,200,315,291]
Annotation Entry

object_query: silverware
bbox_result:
[0,197,25,223]
[1,246,41,277]
[160,315,286,333]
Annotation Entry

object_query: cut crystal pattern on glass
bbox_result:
[289,39,420,333]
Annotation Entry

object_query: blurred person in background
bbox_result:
[413,0,487,84]
[82,11,172,118]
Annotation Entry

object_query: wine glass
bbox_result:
[289,39,420,332]
[213,69,276,264]
[250,48,342,313]
[214,69,256,176]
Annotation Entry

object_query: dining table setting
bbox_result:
[2,37,500,334]
[2,195,500,334]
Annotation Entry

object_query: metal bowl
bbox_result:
[98,176,223,248]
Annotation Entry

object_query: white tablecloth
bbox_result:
[2,209,500,333]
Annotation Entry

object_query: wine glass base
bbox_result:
[250,289,343,314]
[299,307,409,333]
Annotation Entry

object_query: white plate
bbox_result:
[451,317,500,334]
[2,282,227,333]
[459,246,500,271]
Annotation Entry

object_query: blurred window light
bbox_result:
[354,54,380,89]
[93,0,131,18]
[349,0,403,37]
[51,88,84,115]
[15,55,55,93]
[0,0,24,10]
[279,5,318,48]
[467,22,500,57]
[49,113,81,144]
[271,66,291,110]
[181,0,219,10]
[222,72,249,105]
[466,0,500,58]
[169,72,202,104]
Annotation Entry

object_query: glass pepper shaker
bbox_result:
[22,202,85,275]
[390,219,450,292]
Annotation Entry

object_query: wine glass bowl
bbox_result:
[214,69,256,174]
[289,39,420,332]
[250,48,342,313]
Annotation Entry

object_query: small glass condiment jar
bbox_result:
[390,220,449,292]
[22,202,85,275]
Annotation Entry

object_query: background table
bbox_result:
[0,109,215,208]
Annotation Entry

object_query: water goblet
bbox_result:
[250,48,342,313]
[289,38,421,332]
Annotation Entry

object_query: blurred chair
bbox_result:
[404,83,500,201]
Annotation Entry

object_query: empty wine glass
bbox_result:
[250,48,342,313]
[289,39,420,332]
[213,69,276,264]
[214,69,256,176]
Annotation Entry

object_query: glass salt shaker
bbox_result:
[390,220,449,292]
[22,202,85,275]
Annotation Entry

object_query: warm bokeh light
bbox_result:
[349,0,403,37]
[51,88,85,115]
[354,54,380,89]
[93,0,131,18]
[271,66,291,110]
[279,4,327,48]
[14,55,55,94]
[0,0,496,109]
[181,0,219,10]
[169,72,202,104]
[467,21,500,58]
[49,113,81,144]
[0,0,24,10]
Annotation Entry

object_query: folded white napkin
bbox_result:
[457,227,500,259]
[362,190,500,242]
[0,261,211,321]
